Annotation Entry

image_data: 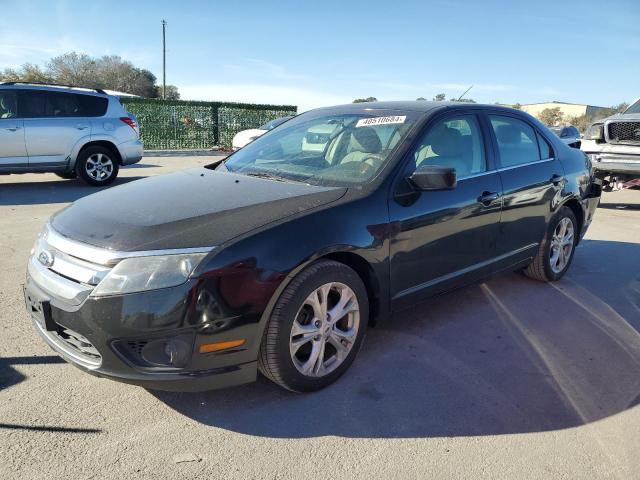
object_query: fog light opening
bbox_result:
[139,336,193,368]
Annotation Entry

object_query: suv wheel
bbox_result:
[258,260,368,392]
[76,146,119,186]
[523,206,578,282]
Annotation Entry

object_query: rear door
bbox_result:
[0,90,27,167]
[388,110,503,309]
[486,112,564,270]
[21,90,91,166]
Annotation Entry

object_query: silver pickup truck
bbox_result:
[582,98,640,190]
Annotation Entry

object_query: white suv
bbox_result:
[0,82,143,186]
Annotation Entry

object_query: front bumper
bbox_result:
[24,264,259,392]
[582,140,640,177]
[118,138,144,166]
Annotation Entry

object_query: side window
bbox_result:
[49,92,83,117]
[489,115,540,167]
[79,95,108,117]
[18,91,49,118]
[411,114,486,178]
[537,132,554,160]
[0,90,18,119]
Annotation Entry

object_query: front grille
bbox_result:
[608,121,640,145]
[56,327,102,361]
[29,226,114,305]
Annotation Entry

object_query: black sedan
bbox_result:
[25,101,600,392]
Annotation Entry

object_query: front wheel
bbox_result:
[258,260,368,392]
[76,146,119,186]
[523,206,578,282]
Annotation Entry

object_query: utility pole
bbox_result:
[161,19,167,99]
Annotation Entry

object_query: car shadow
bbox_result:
[0,355,66,391]
[598,202,640,210]
[144,150,225,158]
[153,239,640,439]
[122,163,160,169]
[0,176,145,206]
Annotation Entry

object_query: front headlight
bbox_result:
[91,253,207,297]
[586,123,604,140]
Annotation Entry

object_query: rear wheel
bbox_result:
[258,260,368,392]
[76,146,119,186]
[523,206,578,282]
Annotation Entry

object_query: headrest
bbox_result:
[352,127,382,153]
[431,127,463,157]
[495,125,521,145]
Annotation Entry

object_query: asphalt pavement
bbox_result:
[1,156,639,479]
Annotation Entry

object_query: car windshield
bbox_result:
[259,116,293,130]
[624,99,640,114]
[220,111,419,187]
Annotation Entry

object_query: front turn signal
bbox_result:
[199,339,246,354]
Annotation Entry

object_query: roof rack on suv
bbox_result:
[0,81,107,95]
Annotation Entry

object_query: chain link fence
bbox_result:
[121,98,297,150]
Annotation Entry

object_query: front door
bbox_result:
[0,90,27,167]
[388,112,502,310]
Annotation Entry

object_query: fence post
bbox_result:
[212,103,220,147]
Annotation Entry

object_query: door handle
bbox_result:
[478,191,501,206]
[550,174,564,186]
[5,126,21,132]
[76,125,89,130]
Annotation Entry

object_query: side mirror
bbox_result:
[409,165,457,191]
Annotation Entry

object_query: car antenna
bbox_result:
[457,85,473,102]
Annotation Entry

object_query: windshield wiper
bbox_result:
[242,171,289,182]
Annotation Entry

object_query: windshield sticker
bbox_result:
[356,115,406,128]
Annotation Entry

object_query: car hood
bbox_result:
[599,112,640,122]
[51,168,346,251]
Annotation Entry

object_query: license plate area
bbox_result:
[24,287,57,332]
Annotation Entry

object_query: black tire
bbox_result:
[75,146,119,186]
[54,171,77,180]
[523,206,578,282]
[258,260,368,392]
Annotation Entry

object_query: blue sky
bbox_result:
[1,0,638,111]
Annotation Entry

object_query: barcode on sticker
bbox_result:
[356,116,406,128]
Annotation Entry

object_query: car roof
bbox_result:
[311,100,522,115]
[0,83,110,98]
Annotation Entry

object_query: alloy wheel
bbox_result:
[85,153,114,182]
[289,282,360,377]
[549,217,574,274]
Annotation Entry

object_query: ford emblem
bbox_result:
[38,250,55,268]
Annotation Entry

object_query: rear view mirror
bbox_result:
[409,165,457,191]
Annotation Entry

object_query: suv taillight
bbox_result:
[120,117,137,131]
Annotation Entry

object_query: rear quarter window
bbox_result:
[79,95,108,117]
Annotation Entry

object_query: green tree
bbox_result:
[538,107,564,126]
[0,51,176,99]
[353,97,378,103]
[0,63,51,83]
[416,97,427,101]
[612,102,630,113]
[432,93,446,101]
[157,85,181,100]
